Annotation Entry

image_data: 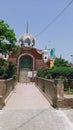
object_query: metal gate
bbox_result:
[19,56,33,83]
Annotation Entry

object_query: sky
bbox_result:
[0,0,73,62]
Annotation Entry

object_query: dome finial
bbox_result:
[26,22,28,33]
[45,45,47,50]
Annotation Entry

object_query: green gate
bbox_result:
[20,57,33,69]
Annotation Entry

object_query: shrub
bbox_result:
[0,59,17,79]
[37,67,73,79]
[37,67,49,78]
[0,59,7,77]
[5,62,17,79]
[0,59,7,67]
[0,67,5,76]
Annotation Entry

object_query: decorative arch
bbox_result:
[18,53,35,70]
[17,53,35,82]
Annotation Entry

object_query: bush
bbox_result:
[0,67,5,76]
[37,67,73,79]
[0,59,17,79]
[0,59,7,77]
[0,59,7,67]
[37,67,49,78]
[5,62,17,79]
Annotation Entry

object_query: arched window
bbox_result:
[24,38,31,46]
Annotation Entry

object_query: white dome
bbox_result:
[17,33,36,47]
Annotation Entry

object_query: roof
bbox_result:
[37,50,42,54]
[17,33,36,47]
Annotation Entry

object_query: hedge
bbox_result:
[37,67,73,79]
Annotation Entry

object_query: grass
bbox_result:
[64,88,73,94]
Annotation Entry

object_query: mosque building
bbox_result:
[0,26,55,82]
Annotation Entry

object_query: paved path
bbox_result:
[3,83,50,110]
[1,83,73,130]
[1,109,73,130]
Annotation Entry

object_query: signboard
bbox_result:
[28,71,32,78]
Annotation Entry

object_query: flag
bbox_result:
[50,48,55,58]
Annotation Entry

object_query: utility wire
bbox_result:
[35,0,73,37]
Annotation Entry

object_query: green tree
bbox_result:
[0,20,17,54]
[54,57,68,67]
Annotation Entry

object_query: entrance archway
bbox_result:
[18,53,35,82]
[20,55,33,70]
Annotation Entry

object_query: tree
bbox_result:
[0,20,17,54]
[54,57,68,67]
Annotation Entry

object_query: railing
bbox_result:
[0,78,17,109]
[35,77,64,108]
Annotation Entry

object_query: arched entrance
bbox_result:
[18,53,35,83]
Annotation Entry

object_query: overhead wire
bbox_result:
[35,0,73,37]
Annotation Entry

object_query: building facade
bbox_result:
[1,30,51,82]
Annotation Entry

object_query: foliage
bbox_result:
[0,20,17,54]
[36,67,49,78]
[0,59,7,77]
[4,62,17,79]
[0,59,7,66]
[0,67,5,76]
[37,67,73,79]
[0,59,16,79]
[64,88,73,94]
[54,57,68,67]
[37,57,71,79]
[37,58,73,92]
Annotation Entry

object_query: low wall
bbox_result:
[35,77,64,108]
[64,79,73,89]
[0,78,16,109]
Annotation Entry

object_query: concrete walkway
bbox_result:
[3,83,50,110]
[1,108,73,130]
[1,83,73,130]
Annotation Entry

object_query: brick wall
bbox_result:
[8,47,50,69]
